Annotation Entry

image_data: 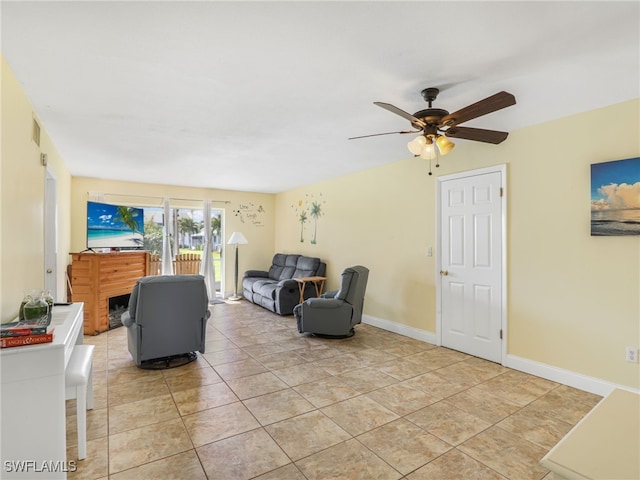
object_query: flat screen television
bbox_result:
[87,201,144,250]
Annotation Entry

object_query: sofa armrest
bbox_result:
[321,290,338,299]
[244,270,269,278]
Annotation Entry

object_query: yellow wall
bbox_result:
[69,177,276,297]
[1,56,72,320]
[275,160,437,330]
[3,49,638,390]
[506,103,639,389]
[275,99,640,390]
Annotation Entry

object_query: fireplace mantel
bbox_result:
[70,251,149,335]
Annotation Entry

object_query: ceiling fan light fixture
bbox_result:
[420,142,436,160]
[360,89,515,171]
[407,136,425,155]
[436,135,455,155]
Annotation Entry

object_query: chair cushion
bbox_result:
[268,254,300,280]
[253,280,279,299]
[335,269,355,300]
[243,276,265,292]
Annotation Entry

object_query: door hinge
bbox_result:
[499,329,503,340]
[500,187,504,197]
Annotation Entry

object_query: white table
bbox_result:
[540,388,640,480]
[1,303,84,479]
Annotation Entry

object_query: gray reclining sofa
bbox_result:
[242,253,326,315]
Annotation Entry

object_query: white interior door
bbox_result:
[438,167,505,363]
[44,170,58,300]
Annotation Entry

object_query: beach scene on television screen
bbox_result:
[590,157,640,236]
[87,202,144,248]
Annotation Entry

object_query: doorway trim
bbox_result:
[435,164,508,364]
[44,168,58,300]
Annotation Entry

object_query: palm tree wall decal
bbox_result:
[292,194,326,244]
[310,201,322,244]
[298,211,308,243]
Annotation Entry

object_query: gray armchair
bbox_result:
[294,266,369,338]
[122,275,210,367]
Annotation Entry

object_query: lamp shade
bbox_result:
[228,231,248,245]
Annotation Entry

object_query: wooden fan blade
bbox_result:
[373,102,426,128]
[439,91,515,128]
[445,126,509,144]
[348,130,421,140]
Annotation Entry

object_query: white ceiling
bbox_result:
[2,1,639,194]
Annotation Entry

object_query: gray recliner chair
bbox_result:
[294,265,369,338]
[122,275,210,367]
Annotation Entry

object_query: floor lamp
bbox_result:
[227,232,248,301]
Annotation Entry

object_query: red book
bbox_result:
[0,331,54,348]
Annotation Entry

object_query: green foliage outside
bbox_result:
[178,216,201,248]
[143,212,222,282]
[143,215,165,254]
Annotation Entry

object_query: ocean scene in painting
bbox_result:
[590,157,640,236]
[87,201,144,248]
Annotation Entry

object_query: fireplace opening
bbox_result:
[108,294,131,330]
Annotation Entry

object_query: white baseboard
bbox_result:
[504,354,639,397]
[362,314,439,346]
[362,314,639,397]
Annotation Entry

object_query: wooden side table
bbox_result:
[294,276,327,304]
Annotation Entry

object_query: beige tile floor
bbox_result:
[66,300,602,480]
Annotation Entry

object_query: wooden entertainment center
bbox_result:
[70,251,149,335]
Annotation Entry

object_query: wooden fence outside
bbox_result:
[148,253,202,276]
[148,254,161,276]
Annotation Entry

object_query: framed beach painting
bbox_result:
[590,157,640,236]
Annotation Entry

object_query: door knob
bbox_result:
[440,270,449,276]
[46,269,53,274]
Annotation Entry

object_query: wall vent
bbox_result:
[32,117,41,147]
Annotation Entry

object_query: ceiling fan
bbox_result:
[350,87,516,173]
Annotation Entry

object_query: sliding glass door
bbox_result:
[141,206,223,295]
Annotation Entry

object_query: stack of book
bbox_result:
[0,321,55,348]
